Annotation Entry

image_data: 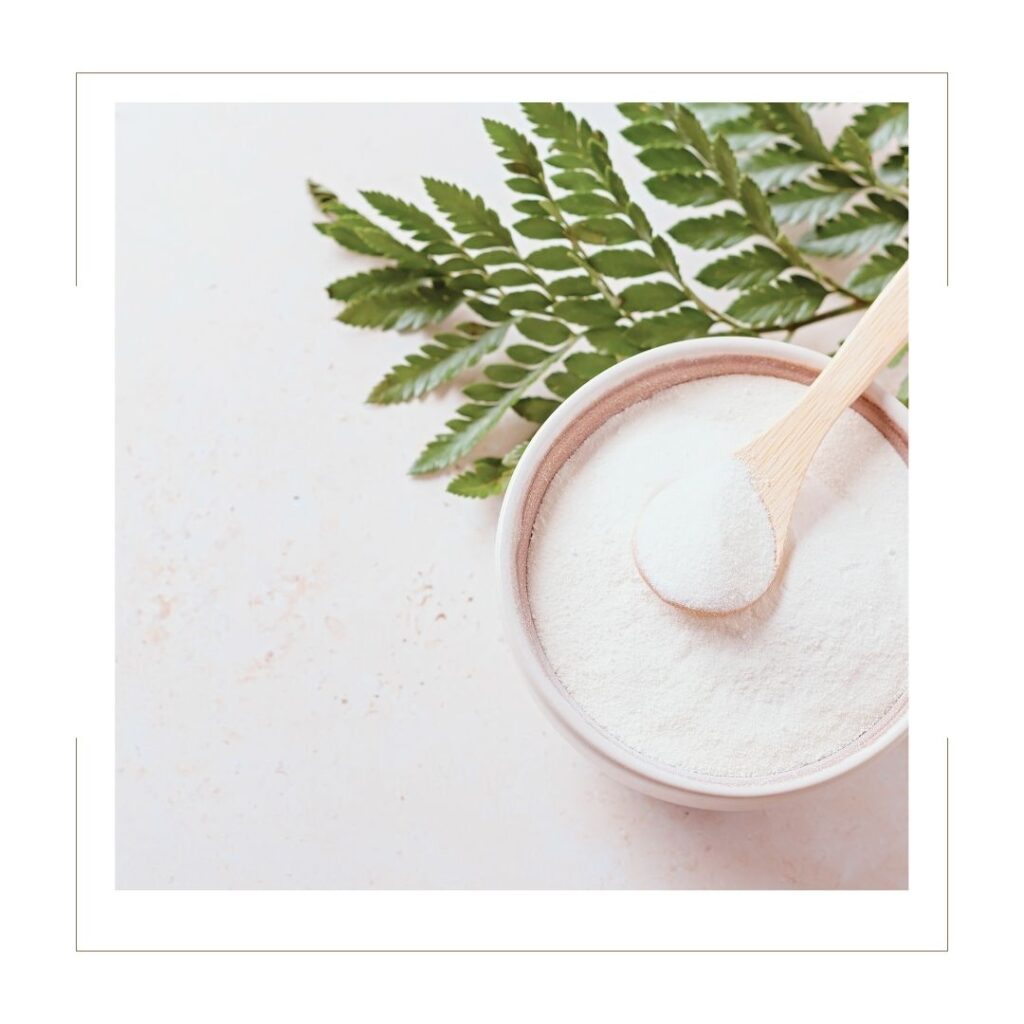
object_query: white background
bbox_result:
[7,6,1022,1018]
[116,101,907,890]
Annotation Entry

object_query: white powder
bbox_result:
[632,456,777,613]
[526,374,907,779]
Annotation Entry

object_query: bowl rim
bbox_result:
[495,336,909,805]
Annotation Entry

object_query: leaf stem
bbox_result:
[830,156,908,205]
[535,180,637,323]
[713,300,863,336]
[784,300,863,329]
[783,243,867,303]
[663,261,748,330]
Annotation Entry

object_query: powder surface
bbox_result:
[633,456,777,613]
[526,374,907,779]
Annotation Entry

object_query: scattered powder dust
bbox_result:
[526,374,907,779]
[633,456,777,613]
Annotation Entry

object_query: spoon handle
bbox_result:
[739,264,908,533]
[797,262,908,424]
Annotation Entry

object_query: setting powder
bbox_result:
[526,373,907,779]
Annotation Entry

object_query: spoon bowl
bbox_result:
[633,265,908,614]
[632,459,778,614]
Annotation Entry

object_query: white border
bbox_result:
[78,71,946,951]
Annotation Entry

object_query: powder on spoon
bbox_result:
[633,456,777,613]
[526,373,907,779]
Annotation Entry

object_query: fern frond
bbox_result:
[311,100,911,497]
[368,322,511,404]
[447,440,531,498]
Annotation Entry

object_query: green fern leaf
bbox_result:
[668,211,753,249]
[485,363,529,384]
[712,136,741,198]
[447,440,531,498]
[619,282,686,312]
[360,191,452,243]
[834,127,876,181]
[550,170,604,192]
[585,326,640,358]
[548,275,597,296]
[552,298,619,326]
[624,308,714,348]
[688,103,752,129]
[526,246,577,270]
[726,276,826,327]
[353,226,435,266]
[588,250,660,278]
[879,148,909,187]
[714,118,785,152]
[541,351,617,400]
[558,193,619,215]
[423,178,513,246]
[518,318,571,344]
[846,244,908,300]
[645,173,724,207]
[545,371,584,399]
[665,104,713,162]
[337,288,460,333]
[447,459,511,498]
[515,216,564,240]
[327,267,433,302]
[696,246,789,290]
[616,102,663,123]
[514,397,560,423]
[316,202,430,265]
[498,290,551,313]
[315,218,382,257]
[636,147,704,175]
[621,122,680,148]
[307,179,339,213]
[738,177,779,238]
[571,217,638,246]
[800,197,907,257]
[475,250,519,266]
[521,103,610,177]
[411,335,574,474]
[852,103,909,150]
[758,103,832,163]
[482,119,544,178]
[521,102,581,147]
[487,268,538,288]
[564,352,617,380]
[769,181,854,225]
[368,322,511,404]
[744,144,818,189]
[506,344,551,365]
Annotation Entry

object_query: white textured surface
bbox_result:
[116,103,907,888]
[529,375,907,777]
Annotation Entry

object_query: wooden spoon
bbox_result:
[633,263,908,614]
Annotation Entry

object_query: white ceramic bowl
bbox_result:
[495,337,908,810]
